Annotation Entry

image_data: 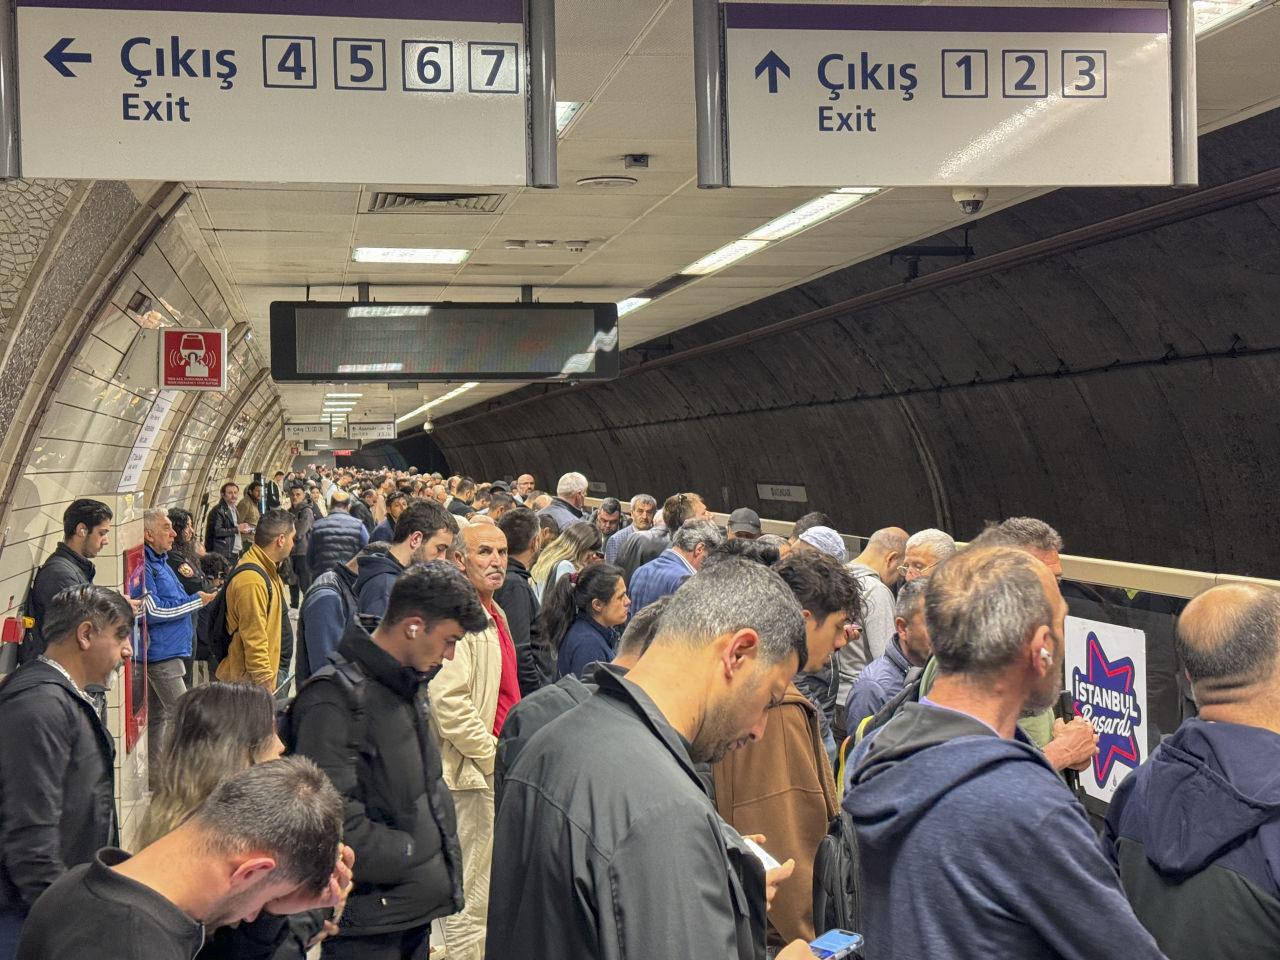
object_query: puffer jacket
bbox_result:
[289,621,463,935]
[307,510,368,573]
[428,603,507,792]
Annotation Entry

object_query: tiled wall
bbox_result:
[0,201,286,848]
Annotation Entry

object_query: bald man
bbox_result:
[838,527,908,738]
[1105,583,1280,960]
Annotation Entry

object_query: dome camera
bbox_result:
[952,187,988,216]
[423,417,434,434]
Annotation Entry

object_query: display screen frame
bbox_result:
[270,301,621,383]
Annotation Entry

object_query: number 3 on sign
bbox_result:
[1062,50,1106,98]
[403,40,454,92]
[263,36,317,89]
[468,42,519,94]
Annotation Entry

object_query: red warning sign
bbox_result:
[161,329,226,390]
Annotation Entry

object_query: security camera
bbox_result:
[953,187,988,216]
[423,417,434,434]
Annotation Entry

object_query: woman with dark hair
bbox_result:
[137,683,347,960]
[167,507,210,594]
[540,562,630,681]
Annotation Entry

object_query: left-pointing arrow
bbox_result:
[45,37,92,77]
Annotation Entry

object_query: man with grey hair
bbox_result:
[137,508,215,775]
[18,757,349,960]
[839,527,909,739]
[844,547,1167,960]
[488,557,816,960]
[604,494,657,565]
[845,576,932,731]
[901,528,957,582]
[628,518,724,614]
[538,472,588,531]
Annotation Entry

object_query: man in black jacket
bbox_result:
[0,585,133,960]
[493,508,550,696]
[355,500,457,622]
[290,562,488,960]
[488,558,814,960]
[204,482,245,560]
[22,500,113,664]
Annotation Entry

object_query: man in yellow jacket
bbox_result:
[216,508,295,692]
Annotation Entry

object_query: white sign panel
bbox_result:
[119,390,177,492]
[756,482,808,503]
[16,0,527,182]
[284,422,331,441]
[1065,615,1149,803]
[723,2,1172,186]
[347,422,396,441]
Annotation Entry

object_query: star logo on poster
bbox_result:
[1071,633,1143,787]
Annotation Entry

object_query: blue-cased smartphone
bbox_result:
[809,928,863,959]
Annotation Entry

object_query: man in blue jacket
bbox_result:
[844,546,1165,960]
[138,508,214,772]
[628,518,722,613]
[1105,582,1280,960]
[355,500,457,622]
[844,577,932,730]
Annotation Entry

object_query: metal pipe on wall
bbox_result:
[0,0,21,177]
[527,0,558,188]
[1170,0,1199,186]
[693,0,727,188]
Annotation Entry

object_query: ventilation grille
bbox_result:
[368,192,505,213]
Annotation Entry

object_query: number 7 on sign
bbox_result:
[468,42,518,93]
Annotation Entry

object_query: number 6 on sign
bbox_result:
[403,40,454,92]
[468,42,519,94]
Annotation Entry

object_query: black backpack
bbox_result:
[813,809,864,937]
[279,658,368,765]
[204,563,272,665]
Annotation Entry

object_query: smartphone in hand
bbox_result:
[808,929,863,959]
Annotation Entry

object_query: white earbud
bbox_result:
[1039,648,1053,664]
[409,625,418,638]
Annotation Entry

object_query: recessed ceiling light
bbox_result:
[337,362,404,374]
[352,247,470,264]
[617,297,651,317]
[325,392,363,398]
[395,381,481,425]
[575,176,638,189]
[837,186,880,195]
[681,239,768,276]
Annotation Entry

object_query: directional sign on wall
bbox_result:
[15,0,530,182]
[347,422,396,441]
[721,2,1174,186]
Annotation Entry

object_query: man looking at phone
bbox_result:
[487,558,819,960]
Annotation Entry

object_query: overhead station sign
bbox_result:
[347,422,397,441]
[719,2,1174,186]
[14,0,532,182]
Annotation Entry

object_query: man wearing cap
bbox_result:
[727,508,762,541]
[790,525,850,746]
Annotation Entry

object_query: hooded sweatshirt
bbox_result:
[844,702,1166,960]
[1105,718,1280,960]
[354,551,407,621]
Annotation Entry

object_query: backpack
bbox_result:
[279,658,367,769]
[813,809,864,937]
[204,563,272,665]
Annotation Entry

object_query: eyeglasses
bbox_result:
[897,561,937,577]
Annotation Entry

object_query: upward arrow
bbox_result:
[754,50,790,94]
[45,37,92,77]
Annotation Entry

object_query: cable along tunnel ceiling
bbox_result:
[430,103,1280,580]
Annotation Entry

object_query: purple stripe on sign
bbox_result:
[16,0,523,23]
[724,3,1169,34]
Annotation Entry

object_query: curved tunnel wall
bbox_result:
[435,108,1280,579]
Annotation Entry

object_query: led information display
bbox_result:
[270,302,620,382]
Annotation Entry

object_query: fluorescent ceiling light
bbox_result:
[325,392,363,398]
[681,239,768,276]
[746,192,871,242]
[352,247,470,264]
[617,297,650,317]
[836,186,880,195]
[556,101,583,134]
[1195,0,1260,32]
[396,381,481,425]
[337,362,404,374]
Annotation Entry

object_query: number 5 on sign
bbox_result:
[468,42,519,93]
[403,40,454,92]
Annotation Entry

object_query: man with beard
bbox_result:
[486,558,815,960]
[843,547,1165,960]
